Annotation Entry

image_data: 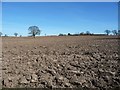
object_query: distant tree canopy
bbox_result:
[4,34,8,37]
[80,32,84,35]
[118,30,120,35]
[59,33,66,36]
[14,33,18,37]
[86,31,91,35]
[0,32,2,36]
[104,30,111,35]
[28,26,41,37]
[68,33,71,36]
[59,30,119,36]
[59,31,93,36]
[112,30,118,35]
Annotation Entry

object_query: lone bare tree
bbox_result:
[0,32,2,37]
[118,30,120,35]
[28,26,41,38]
[4,34,8,37]
[14,33,18,37]
[105,30,111,35]
[112,30,118,35]
[86,31,91,35]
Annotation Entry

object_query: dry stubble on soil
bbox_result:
[2,36,120,89]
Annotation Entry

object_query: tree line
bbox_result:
[59,30,120,36]
[0,26,119,37]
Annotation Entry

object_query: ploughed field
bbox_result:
[2,36,120,88]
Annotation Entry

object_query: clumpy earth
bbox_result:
[2,36,120,89]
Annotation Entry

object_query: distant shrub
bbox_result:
[68,33,71,36]
[72,34,80,36]
[80,32,84,35]
[59,33,66,36]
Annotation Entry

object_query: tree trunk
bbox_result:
[33,34,35,38]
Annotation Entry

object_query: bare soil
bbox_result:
[2,36,120,89]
